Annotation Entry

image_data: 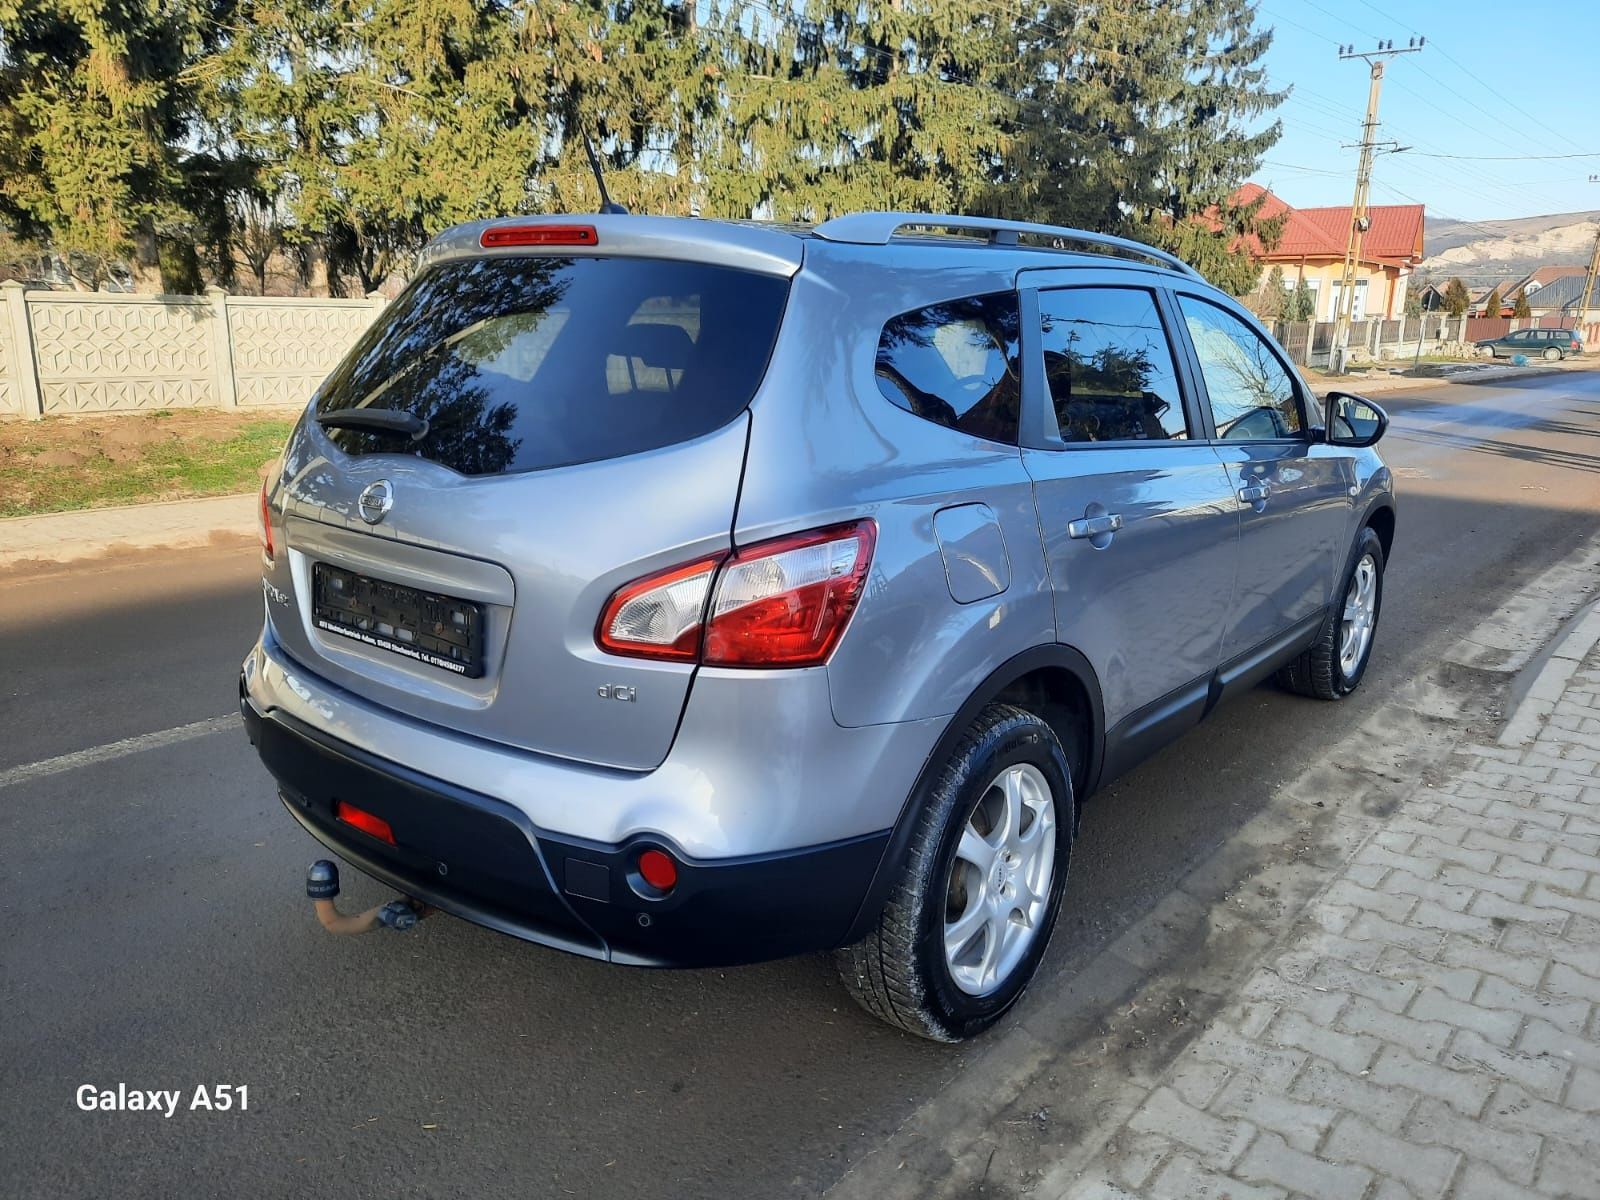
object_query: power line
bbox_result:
[1262,1,1572,163]
[1422,36,1570,159]
[1408,150,1600,162]
[1406,59,1568,157]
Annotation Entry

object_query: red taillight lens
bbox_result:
[596,555,726,661]
[704,520,876,667]
[258,481,274,561]
[594,521,877,667]
[479,223,598,248]
[636,848,679,892]
[336,800,396,845]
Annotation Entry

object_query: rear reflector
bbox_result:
[479,224,599,248]
[336,800,396,845]
[637,848,679,892]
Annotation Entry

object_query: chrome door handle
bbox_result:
[1236,484,1270,504]
[1067,513,1123,540]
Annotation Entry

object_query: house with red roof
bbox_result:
[1234,184,1425,321]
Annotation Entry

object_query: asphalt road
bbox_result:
[5,370,1600,1199]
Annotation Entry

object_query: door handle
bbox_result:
[1236,484,1270,504]
[1067,513,1123,540]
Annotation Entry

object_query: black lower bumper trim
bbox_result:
[244,688,887,968]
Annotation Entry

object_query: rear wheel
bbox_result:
[836,704,1073,1041]
[1544,346,1562,361]
[1278,526,1385,700]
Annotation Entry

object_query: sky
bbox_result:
[1250,0,1600,225]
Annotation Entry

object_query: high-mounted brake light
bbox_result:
[594,521,876,669]
[479,223,599,248]
[336,800,396,846]
[258,480,274,561]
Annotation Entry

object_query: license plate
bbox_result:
[312,563,484,678]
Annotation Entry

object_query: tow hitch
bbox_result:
[306,860,429,935]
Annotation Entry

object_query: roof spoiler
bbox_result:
[811,212,1204,280]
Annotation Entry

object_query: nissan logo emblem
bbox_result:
[357,480,394,525]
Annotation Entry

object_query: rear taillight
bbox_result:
[596,555,725,661]
[258,481,274,561]
[595,521,876,669]
[704,522,876,667]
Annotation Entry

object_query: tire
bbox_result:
[836,704,1074,1042]
[1278,526,1385,701]
[1544,346,1561,361]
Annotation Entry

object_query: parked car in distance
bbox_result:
[240,211,1396,1041]
[1475,328,1584,360]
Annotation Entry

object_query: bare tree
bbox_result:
[232,193,285,295]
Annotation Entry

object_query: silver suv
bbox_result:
[241,212,1395,1041]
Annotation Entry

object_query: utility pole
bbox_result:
[1330,38,1424,375]
[1574,175,1600,338]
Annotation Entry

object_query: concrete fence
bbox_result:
[1464,314,1600,345]
[0,281,385,419]
[1269,313,1471,370]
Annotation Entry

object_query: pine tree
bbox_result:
[1443,277,1470,317]
[1482,287,1502,318]
[0,0,211,290]
[1286,277,1315,322]
[1010,0,1284,292]
[2,0,1292,294]
[1248,264,1286,318]
[1512,289,1531,319]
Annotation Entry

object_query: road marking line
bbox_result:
[0,714,237,790]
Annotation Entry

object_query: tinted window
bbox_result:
[875,292,1022,444]
[316,256,789,475]
[1038,287,1187,442]
[1179,297,1304,440]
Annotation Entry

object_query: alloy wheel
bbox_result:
[1339,553,1378,677]
[943,763,1057,996]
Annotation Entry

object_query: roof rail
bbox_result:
[810,212,1204,280]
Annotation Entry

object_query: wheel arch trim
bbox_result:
[838,643,1105,945]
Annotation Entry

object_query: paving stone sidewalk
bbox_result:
[0,491,255,567]
[1065,608,1600,1200]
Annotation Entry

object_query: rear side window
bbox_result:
[874,292,1022,444]
[1037,286,1188,442]
[315,256,790,475]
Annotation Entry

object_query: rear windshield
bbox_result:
[315,256,790,475]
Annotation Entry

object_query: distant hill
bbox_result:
[1419,210,1600,282]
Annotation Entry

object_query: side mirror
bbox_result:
[1324,392,1389,448]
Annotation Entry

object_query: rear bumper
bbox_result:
[242,686,888,967]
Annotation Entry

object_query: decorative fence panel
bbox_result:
[0,282,385,419]
[0,287,20,417]
[227,297,380,408]
[28,293,217,414]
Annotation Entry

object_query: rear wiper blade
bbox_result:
[316,409,430,442]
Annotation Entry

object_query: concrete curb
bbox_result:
[1498,595,1600,748]
[0,491,257,569]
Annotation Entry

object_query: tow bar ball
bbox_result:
[305,860,426,935]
